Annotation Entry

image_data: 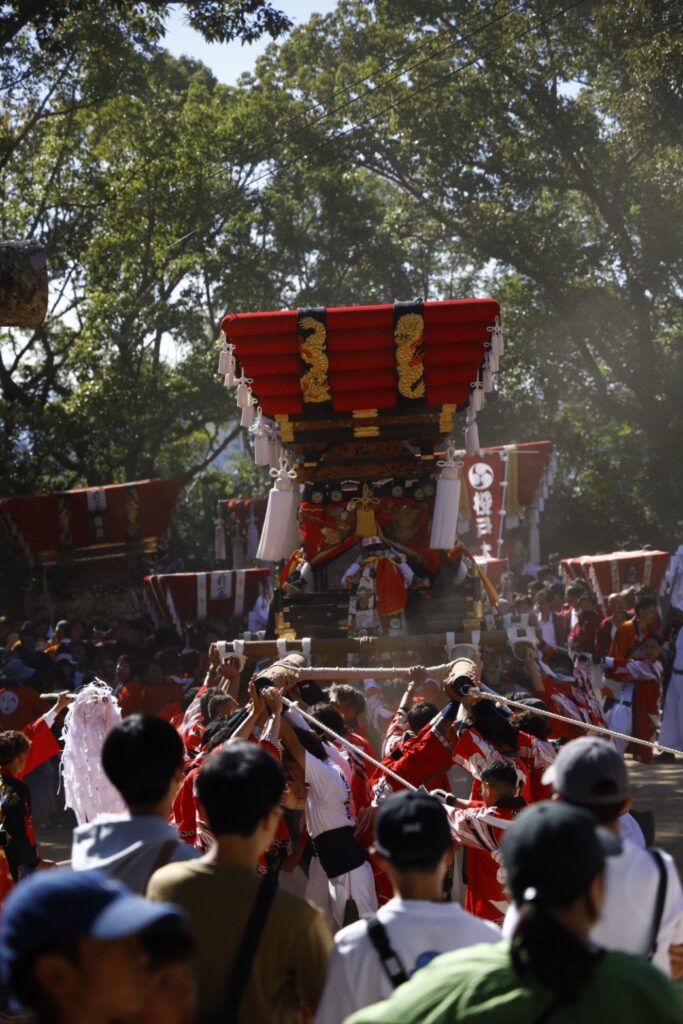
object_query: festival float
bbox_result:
[561,550,671,611]
[0,478,184,617]
[210,298,543,664]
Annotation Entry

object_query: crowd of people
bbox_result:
[0,574,681,1022]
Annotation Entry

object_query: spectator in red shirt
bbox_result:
[568,592,602,654]
[0,660,45,732]
[329,683,375,756]
[119,660,183,720]
[595,592,629,658]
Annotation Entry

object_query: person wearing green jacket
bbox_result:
[345,802,683,1024]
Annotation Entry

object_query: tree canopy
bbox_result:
[1,0,681,582]
[247,0,683,551]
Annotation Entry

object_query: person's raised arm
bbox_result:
[523,645,544,693]
[260,687,283,747]
[279,714,306,769]
[228,679,266,742]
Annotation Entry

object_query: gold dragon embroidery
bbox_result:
[299,315,331,404]
[395,312,426,400]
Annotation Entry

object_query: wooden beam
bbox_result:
[219,630,523,660]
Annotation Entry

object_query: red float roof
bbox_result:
[561,550,670,607]
[221,299,499,443]
[144,569,271,628]
[0,478,184,566]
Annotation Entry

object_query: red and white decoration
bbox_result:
[144,569,272,631]
[560,550,671,610]
[462,452,508,558]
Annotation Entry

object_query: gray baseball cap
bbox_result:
[542,736,629,806]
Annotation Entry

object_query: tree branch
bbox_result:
[183,425,241,484]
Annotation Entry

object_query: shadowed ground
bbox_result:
[33,759,683,872]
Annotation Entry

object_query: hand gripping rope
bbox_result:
[282,666,682,765]
[281,695,419,793]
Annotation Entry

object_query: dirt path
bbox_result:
[629,758,683,869]
[34,759,683,872]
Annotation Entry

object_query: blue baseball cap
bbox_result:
[0,869,185,988]
[0,659,35,684]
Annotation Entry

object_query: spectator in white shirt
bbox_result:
[280,714,377,933]
[502,736,683,978]
[315,791,500,1024]
[534,587,560,647]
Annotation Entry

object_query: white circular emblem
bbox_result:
[468,463,494,490]
[0,691,19,716]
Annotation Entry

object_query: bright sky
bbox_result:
[164,1,339,84]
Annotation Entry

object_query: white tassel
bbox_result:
[466,411,480,456]
[482,364,493,392]
[487,344,500,374]
[220,342,237,386]
[488,316,505,359]
[240,392,256,427]
[470,382,483,413]
[215,503,227,561]
[256,456,301,562]
[236,376,252,408]
[249,407,272,465]
[232,530,245,569]
[494,317,505,356]
[247,510,260,560]
[254,433,270,463]
[429,440,462,550]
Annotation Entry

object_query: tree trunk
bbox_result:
[0,241,48,327]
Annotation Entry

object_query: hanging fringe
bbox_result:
[489,315,505,358]
[249,407,272,465]
[232,529,246,570]
[430,439,462,550]
[247,509,260,560]
[219,340,237,387]
[348,483,380,538]
[470,380,484,412]
[236,375,252,408]
[240,391,256,428]
[214,502,226,561]
[466,410,480,456]
[256,455,301,562]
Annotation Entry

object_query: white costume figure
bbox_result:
[247,587,271,632]
[342,537,414,637]
[61,681,126,825]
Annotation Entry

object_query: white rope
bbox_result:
[276,683,679,809]
[290,662,677,755]
[476,690,680,757]
[281,695,418,792]
[276,665,680,788]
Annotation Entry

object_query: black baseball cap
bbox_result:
[541,736,629,806]
[374,791,453,867]
[503,801,621,905]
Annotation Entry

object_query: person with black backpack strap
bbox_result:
[147,740,331,1024]
[345,803,683,1024]
[316,791,500,1024]
[502,736,683,978]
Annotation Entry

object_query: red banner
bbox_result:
[463,453,508,558]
